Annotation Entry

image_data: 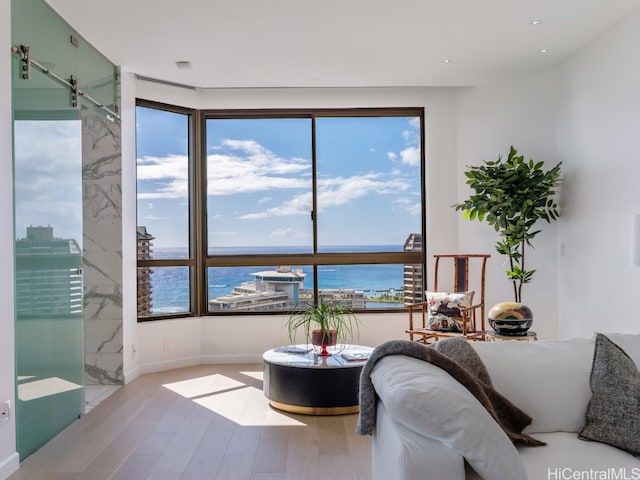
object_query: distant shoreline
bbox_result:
[149,245,410,312]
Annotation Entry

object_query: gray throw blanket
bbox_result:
[356,338,545,446]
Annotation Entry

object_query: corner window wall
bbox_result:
[137,103,425,319]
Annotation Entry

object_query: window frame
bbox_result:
[136,99,197,321]
[136,101,426,320]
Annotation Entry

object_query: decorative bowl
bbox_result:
[488,302,533,336]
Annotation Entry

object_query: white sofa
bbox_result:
[369,333,640,480]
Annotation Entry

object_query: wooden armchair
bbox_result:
[406,254,490,344]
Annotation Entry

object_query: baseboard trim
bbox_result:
[139,355,204,375]
[123,365,141,384]
[199,354,263,364]
[139,354,263,374]
[0,452,19,480]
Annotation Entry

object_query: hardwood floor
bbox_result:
[8,364,371,480]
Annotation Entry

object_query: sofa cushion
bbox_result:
[518,432,640,479]
[471,338,595,433]
[370,355,527,480]
[579,333,640,455]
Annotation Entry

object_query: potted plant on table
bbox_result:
[284,301,361,356]
[453,146,562,335]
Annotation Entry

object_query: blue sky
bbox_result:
[137,108,422,250]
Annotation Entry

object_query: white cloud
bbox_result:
[137,135,420,221]
[137,154,189,199]
[406,202,422,215]
[318,173,409,207]
[400,146,421,166]
[241,173,411,219]
[240,192,312,219]
[209,140,310,195]
[269,227,309,238]
[220,139,309,175]
[137,139,311,199]
[388,118,421,168]
[394,198,421,216]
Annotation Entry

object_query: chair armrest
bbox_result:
[459,303,484,312]
[406,302,428,309]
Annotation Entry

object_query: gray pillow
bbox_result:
[578,333,640,456]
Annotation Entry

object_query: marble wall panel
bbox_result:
[82,108,123,386]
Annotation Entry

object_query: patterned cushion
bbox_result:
[578,333,640,455]
[425,291,474,332]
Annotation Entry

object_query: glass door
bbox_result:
[12,55,84,460]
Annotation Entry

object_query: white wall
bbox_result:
[454,7,640,340]
[0,0,19,476]
[132,8,640,365]
[121,71,140,383]
[138,312,409,372]
[132,85,462,369]
[456,70,561,339]
[555,8,640,337]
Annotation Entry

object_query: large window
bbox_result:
[137,103,425,319]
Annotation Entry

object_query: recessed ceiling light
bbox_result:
[175,61,193,69]
[442,59,451,64]
[538,49,549,54]
[530,19,542,25]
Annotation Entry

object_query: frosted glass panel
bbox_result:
[13,65,84,459]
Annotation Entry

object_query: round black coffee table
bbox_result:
[263,344,373,415]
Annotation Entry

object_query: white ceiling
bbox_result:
[46,0,640,89]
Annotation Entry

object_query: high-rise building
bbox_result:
[136,226,154,316]
[15,226,82,316]
[403,233,423,305]
[209,266,367,311]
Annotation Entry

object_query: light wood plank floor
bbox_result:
[8,364,371,480]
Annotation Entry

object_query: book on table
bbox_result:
[341,351,369,362]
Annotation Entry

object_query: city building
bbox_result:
[209,266,367,310]
[209,266,305,311]
[15,226,82,317]
[136,226,154,316]
[403,233,424,305]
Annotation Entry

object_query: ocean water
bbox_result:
[150,246,409,313]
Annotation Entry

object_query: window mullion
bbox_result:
[311,115,319,305]
[192,110,207,316]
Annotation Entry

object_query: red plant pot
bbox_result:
[311,329,338,356]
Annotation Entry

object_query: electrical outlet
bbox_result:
[163,337,173,351]
[0,400,10,424]
[131,344,136,358]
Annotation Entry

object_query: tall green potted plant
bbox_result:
[453,146,561,335]
[284,301,360,356]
